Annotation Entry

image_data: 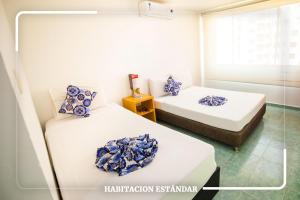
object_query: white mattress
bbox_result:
[45,104,216,200]
[155,86,266,132]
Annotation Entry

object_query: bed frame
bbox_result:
[156,104,266,150]
[193,166,220,200]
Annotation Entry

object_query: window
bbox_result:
[203,2,300,87]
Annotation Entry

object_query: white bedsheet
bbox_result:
[155,86,266,132]
[45,104,216,200]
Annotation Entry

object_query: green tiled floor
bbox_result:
[158,104,300,200]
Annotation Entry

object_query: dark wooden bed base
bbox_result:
[193,167,220,200]
[156,104,266,150]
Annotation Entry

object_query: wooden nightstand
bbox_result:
[122,94,156,122]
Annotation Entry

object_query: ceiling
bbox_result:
[2,0,245,29]
[3,0,245,12]
[162,0,245,11]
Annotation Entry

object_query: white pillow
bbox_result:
[148,77,169,98]
[149,72,193,98]
[49,85,106,119]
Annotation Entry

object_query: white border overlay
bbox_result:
[15,10,287,191]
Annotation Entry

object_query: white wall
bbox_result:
[0,0,59,199]
[18,13,200,126]
[0,55,54,200]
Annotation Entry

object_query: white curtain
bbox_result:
[203,1,300,87]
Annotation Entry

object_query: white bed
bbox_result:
[155,86,266,132]
[45,103,216,200]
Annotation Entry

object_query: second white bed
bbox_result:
[155,86,266,132]
[45,103,216,200]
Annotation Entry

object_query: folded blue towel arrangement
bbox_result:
[199,96,227,106]
[95,134,158,176]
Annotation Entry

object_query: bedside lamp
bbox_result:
[128,74,142,98]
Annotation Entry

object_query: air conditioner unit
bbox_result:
[138,1,174,19]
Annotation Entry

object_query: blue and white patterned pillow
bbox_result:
[164,76,182,96]
[59,85,97,117]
